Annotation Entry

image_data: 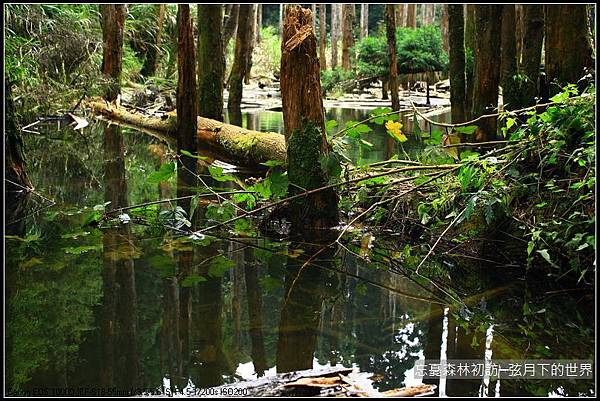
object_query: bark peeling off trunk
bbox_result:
[280,5,338,230]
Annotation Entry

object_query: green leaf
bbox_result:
[208,165,237,182]
[180,149,209,160]
[148,161,176,184]
[63,245,102,255]
[320,153,342,179]
[454,125,478,135]
[180,274,207,287]
[261,160,285,167]
[207,255,235,278]
[268,170,289,199]
[325,119,338,132]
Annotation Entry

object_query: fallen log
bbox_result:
[85,99,287,168]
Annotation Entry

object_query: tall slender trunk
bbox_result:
[319,4,326,70]
[471,5,503,142]
[141,4,165,77]
[385,5,399,111]
[281,5,338,230]
[311,4,317,33]
[100,4,125,101]
[341,4,354,71]
[448,4,466,123]
[515,5,524,65]
[256,4,262,43]
[440,5,449,53]
[244,5,257,85]
[198,5,224,121]
[360,4,368,40]
[500,5,518,110]
[330,4,340,69]
[244,253,267,376]
[228,5,251,110]
[407,4,417,28]
[464,4,476,118]
[222,4,239,49]
[279,4,284,38]
[544,5,594,93]
[396,4,405,27]
[520,5,544,106]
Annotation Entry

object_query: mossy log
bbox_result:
[86,99,287,168]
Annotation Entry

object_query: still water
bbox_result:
[5,108,594,397]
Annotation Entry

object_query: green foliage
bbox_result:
[320,67,356,96]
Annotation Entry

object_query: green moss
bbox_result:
[287,121,326,191]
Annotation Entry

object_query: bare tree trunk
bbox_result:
[331,4,340,69]
[520,5,544,106]
[396,4,405,27]
[222,4,239,49]
[407,4,417,28]
[311,4,317,33]
[385,5,399,112]
[440,4,449,53]
[279,4,284,38]
[448,5,466,123]
[515,5,524,65]
[281,5,338,230]
[177,4,198,178]
[360,4,368,40]
[319,4,326,70]
[228,5,251,110]
[198,5,224,121]
[500,5,518,110]
[141,4,165,77]
[341,4,354,71]
[464,4,476,118]
[256,4,262,43]
[544,5,593,93]
[100,4,125,101]
[245,5,257,85]
[471,5,503,142]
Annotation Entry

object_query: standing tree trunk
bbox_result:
[520,5,544,106]
[311,4,317,33]
[500,5,519,110]
[279,4,285,38]
[341,4,354,71]
[448,5,466,123]
[396,4,405,27]
[245,5,257,85]
[515,5,524,65]
[406,4,417,28]
[471,5,503,142]
[100,4,125,101]
[281,5,338,230]
[177,5,198,177]
[228,5,251,110]
[464,4,476,118]
[385,5,399,112]
[319,4,327,70]
[360,4,368,40]
[256,4,262,43]
[331,4,341,69]
[198,5,224,121]
[222,4,239,49]
[141,4,165,77]
[544,5,594,94]
[440,5,450,53]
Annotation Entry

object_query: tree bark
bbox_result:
[471,5,502,142]
[396,4,405,27]
[319,4,327,70]
[222,4,239,49]
[311,4,317,33]
[245,5,257,85]
[198,5,224,121]
[500,5,519,110]
[544,5,594,94]
[341,4,354,71]
[464,4,475,117]
[406,4,417,28]
[448,4,466,124]
[360,4,368,40]
[228,5,251,110]
[520,5,544,106]
[256,4,262,43]
[88,100,287,168]
[100,4,125,101]
[385,5,399,112]
[281,5,338,230]
[331,4,340,69]
[440,5,449,53]
[141,4,165,77]
[177,5,198,181]
[515,5,524,65]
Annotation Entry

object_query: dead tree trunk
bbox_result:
[141,4,165,77]
[520,5,544,106]
[360,4,368,40]
[544,5,594,94]
[177,5,198,179]
[281,5,338,230]
[319,4,327,70]
[448,4,466,123]
[245,5,257,85]
[198,5,224,121]
[500,5,519,110]
[100,4,125,101]
[341,4,354,71]
[385,5,399,111]
[228,5,251,110]
[471,5,503,142]
[406,4,417,28]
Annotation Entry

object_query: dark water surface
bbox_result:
[5,108,594,397]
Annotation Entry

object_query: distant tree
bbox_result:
[520,5,544,106]
[341,4,354,70]
[140,4,165,77]
[384,5,399,111]
[500,5,519,109]
[99,4,125,101]
[228,5,251,110]
[331,4,341,69]
[406,4,417,28]
[222,4,239,49]
[198,5,224,121]
[448,5,466,123]
[319,4,326,70]
[245,5,257,85]
[360,4,369,40]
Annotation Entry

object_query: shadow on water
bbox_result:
[4,114,594,397]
